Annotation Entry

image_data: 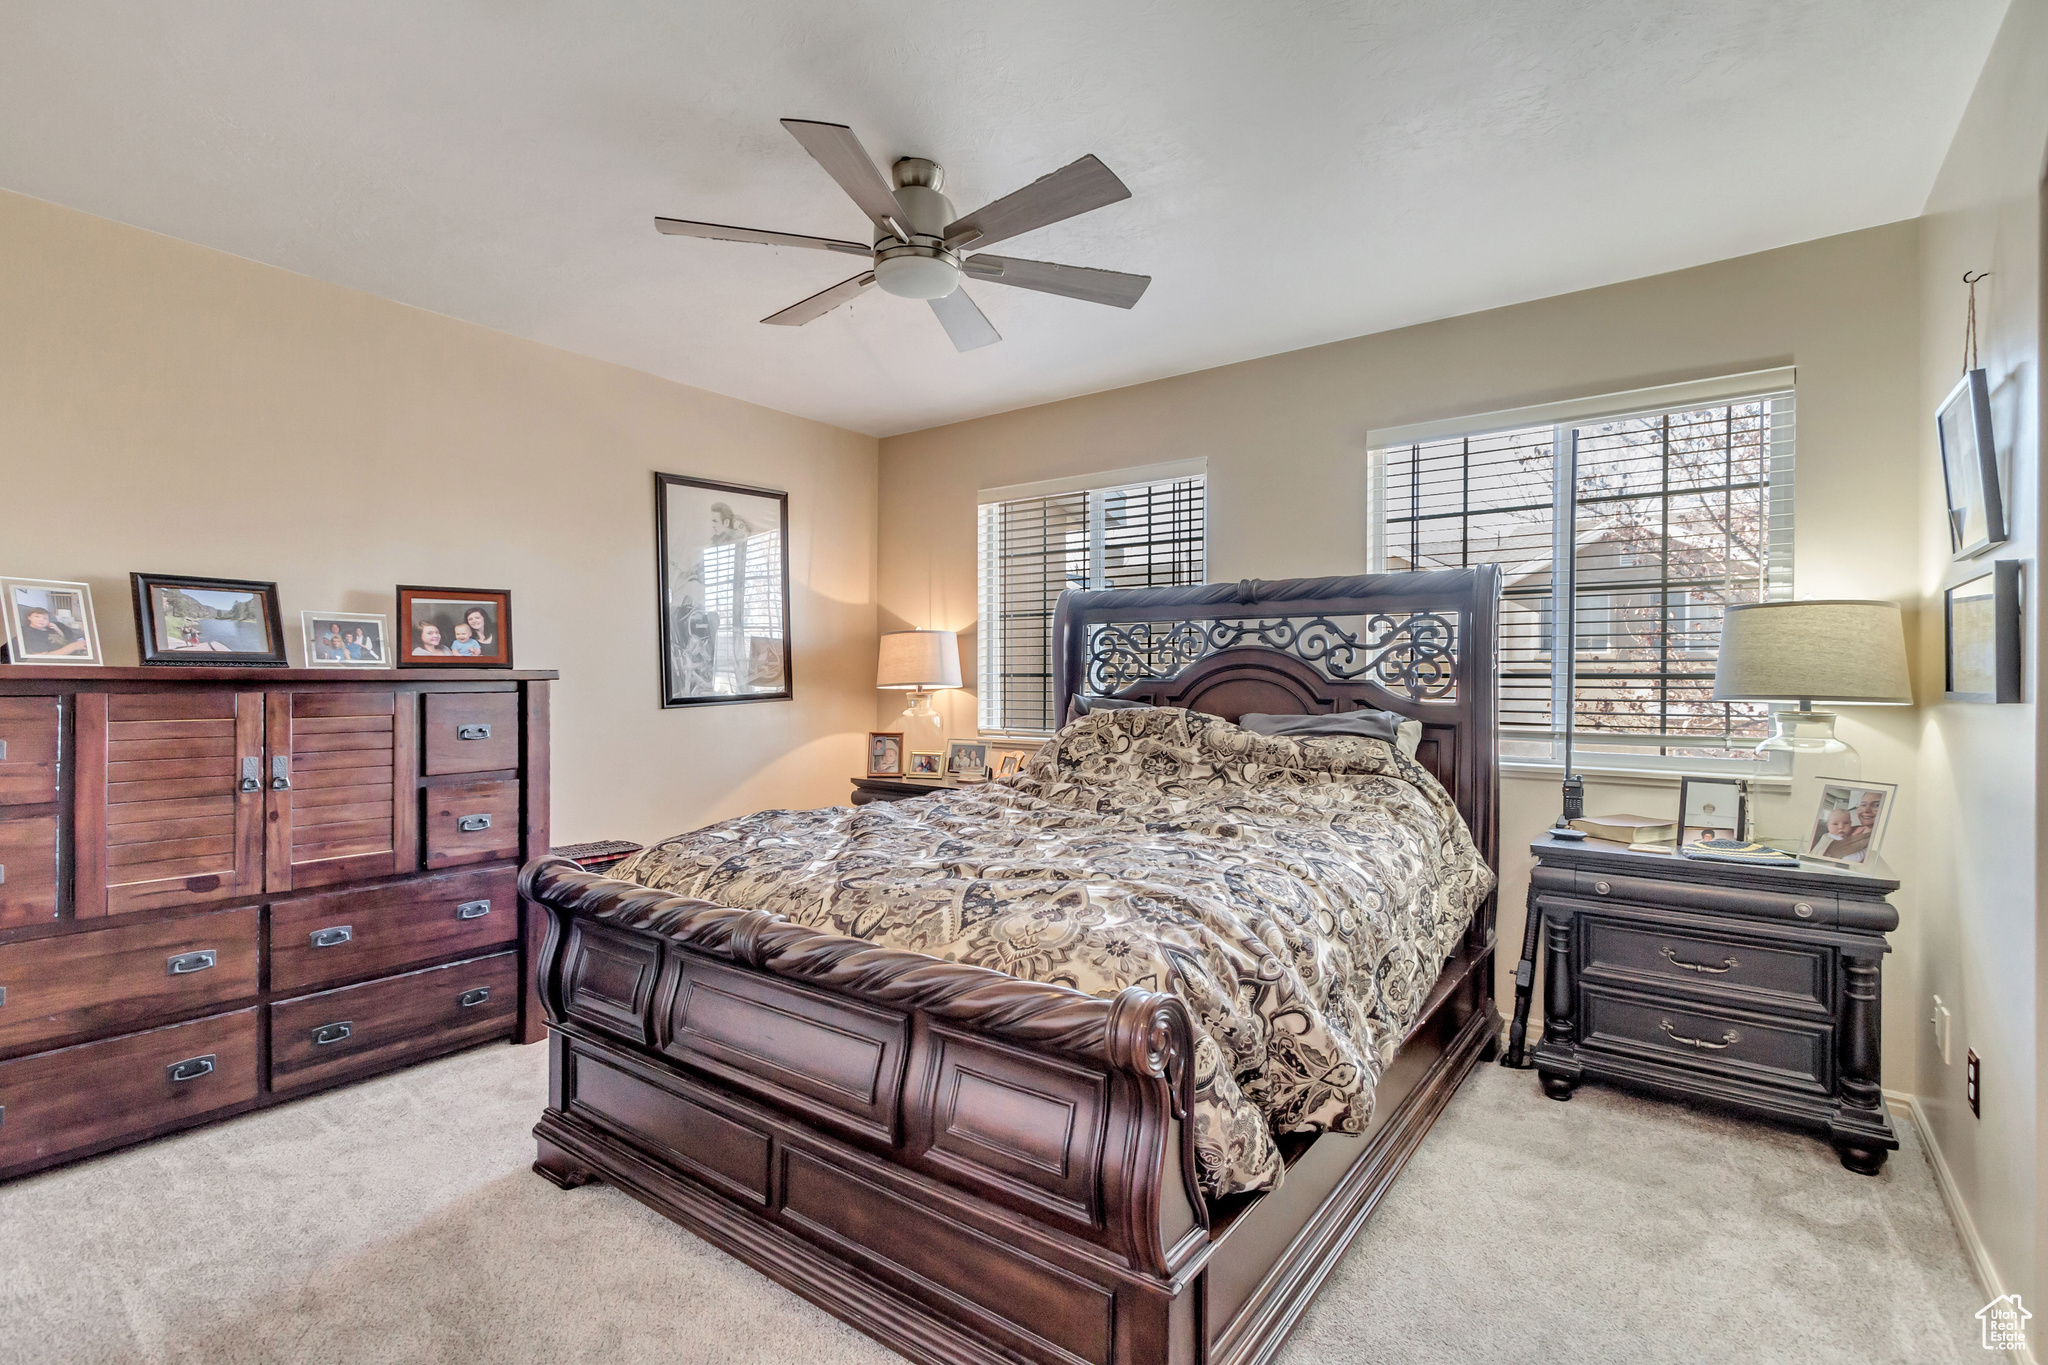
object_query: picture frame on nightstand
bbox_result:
[1677,775,1746,844]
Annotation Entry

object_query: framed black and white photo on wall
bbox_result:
[1944,560,2022,703]
[655,472,792,707]
[1939,368,2005,559]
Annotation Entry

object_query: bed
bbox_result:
[521,567,1501,1365]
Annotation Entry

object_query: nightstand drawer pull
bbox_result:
[1592,880,1611,895]
[1793,902,1814,919]
[1659,1019,1739,1050]
[1661,946,1737,974]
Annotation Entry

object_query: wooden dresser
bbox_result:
[0,665,555,1181]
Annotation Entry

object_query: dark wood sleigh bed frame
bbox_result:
[520,568,1502,1365]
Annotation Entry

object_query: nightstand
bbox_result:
[851,775,958,804]
[1526,836,1900,1174]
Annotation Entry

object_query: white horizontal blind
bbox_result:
[978,476,1205,733]
[1375,389,1794,769]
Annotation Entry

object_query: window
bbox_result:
[978,468,1206,733]
[1370,376,1794,771]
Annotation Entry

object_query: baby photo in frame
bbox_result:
[1677,775,1746,845]
[397,586,511,666]
[867,731,905,778]
[1,577,101,665]
[1802,780,1897,867]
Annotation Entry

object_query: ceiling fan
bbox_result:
[655,118,1150,352]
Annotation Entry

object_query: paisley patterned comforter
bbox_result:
[612,707,1494,1197]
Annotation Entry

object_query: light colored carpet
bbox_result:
[0,1041,1985,1364]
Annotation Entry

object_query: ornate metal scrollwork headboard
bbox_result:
[1051,567,1501,881]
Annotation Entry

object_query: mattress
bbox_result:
[612,706,1494,1197]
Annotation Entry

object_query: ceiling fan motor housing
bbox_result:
[873,158,963,299]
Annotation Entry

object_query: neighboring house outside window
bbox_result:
[1369,374,1795,774]
[977,464,1207,735]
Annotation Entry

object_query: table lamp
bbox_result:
[877,629,961,761]
[1711,599,1911,848]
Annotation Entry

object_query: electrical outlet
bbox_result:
[1931,995,1952,1064]
[1967,1049,1980,1117]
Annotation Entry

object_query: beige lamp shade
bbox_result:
[1711,600,1912,705]
[877,630,962,690]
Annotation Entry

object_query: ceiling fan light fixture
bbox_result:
[873,248,962,300]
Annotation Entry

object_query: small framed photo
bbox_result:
[987,741,1041,782]
[1939,368,2005,560]
[302,611,390,668]
[132,573,286,666]
[945,739,989,782]
[1802,779,1897,867]
[1678,775,1745,845]
[907,750,945,779]
[1,577,102,665]
[1945,561,2022,703]
[867,731,905,778]
[397,586,511,666]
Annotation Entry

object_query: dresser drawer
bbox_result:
[1580,918,1829,1013]
[1579,987,1831,1095]
[269,951,519,1094]
[0,815,60,929]
[269,866,520,993]
[0,1009,261,1172]
[0,697,59,805]
[424,780,521,869]
[0,905,261,1052]
[423,693,519,775]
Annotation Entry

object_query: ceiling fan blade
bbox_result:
[655,217,873,257]
[928,287,1001,352]
[761,271,878,327]
[941,155,1131,252]
[780,119,907,240]
[962,255,1150,309]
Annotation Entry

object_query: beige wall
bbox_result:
[878,221,1928,1088]
[0,189,880,846]
[1912,0,2048,1318]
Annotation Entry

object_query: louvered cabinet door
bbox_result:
[75,691,266,918]
[264,690,417,893]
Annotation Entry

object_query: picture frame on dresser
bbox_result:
[396,585,512,666]
[654,471,792,707]
[131,572,286,666]
[0,576,101,664]
[301,611,390,668]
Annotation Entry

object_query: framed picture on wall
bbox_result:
[655,472,791,706]
[1944,560,2022,703]
[396,586,512,666]
[1939,367,2005,559]
[0,577,102,665]
[302,611,390,668]
[132,572,286,666]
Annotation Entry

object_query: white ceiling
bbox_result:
[0,1,2010,437]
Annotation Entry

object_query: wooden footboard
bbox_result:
[521,856,1498,1365]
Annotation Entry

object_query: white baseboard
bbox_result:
[1888,1088,2036,1365]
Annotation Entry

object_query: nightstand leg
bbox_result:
[1537,910,1577,1100]
[1831,951,1890,1174]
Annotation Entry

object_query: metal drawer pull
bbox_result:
[457,724,492,741]
[1661,946,1737,974]
[1793,901,1814,919]
[1659,1019,1739,1050]
[457,814,491,832]
[167,1054,217,1083]
[166,950,217,976]
[311,1022,353,1046]
[309,925,354,949]
[271,755,292,791]
[458,987,492,1008]
[455,899,492,920]
[240,756,262,792]
[0,986,7,1008]
[1592,880,1611,895]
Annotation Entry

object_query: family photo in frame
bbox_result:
[303,611,390,667]
[867,731,904,778]
[1,577,101,665]
[1802,780,1896,867]
[396,585,512,666]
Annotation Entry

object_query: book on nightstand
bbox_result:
[1568,814,1678,847]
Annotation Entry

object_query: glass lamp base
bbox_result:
[891,692,946,767]
[1750,709,1861,852]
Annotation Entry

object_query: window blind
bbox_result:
[978,475,1206,733]
[1374,389,1794,768]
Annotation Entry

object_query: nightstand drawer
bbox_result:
[1572,870,1837,925]
[1580,987,1830,1095]
[1581,919,1829,1012]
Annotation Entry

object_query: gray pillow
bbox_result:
[1066,694,1155,724]
[1239,709,1423,758]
